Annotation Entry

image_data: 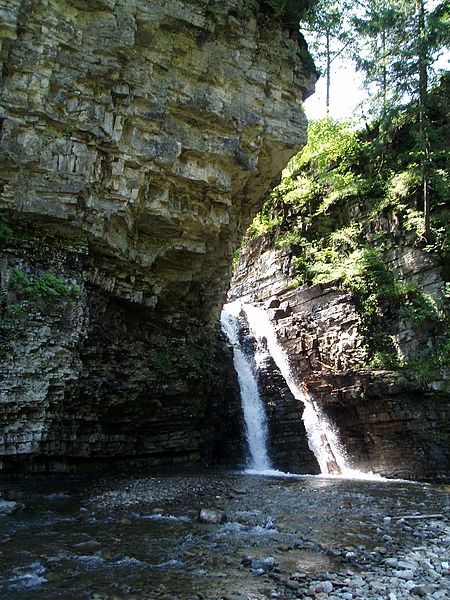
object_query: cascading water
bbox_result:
[223,299,378,479]
[242,302,350,476]
[220,303,272,472]
[221,301,364,477]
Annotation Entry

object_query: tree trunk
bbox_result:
[381,29,387,117]
[326,30,331,114]
[416,0,431,241]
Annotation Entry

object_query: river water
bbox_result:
[1,470,448,599]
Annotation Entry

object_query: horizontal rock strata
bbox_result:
[0,0,314,469]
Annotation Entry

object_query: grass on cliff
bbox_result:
[10,269,80,301]
[0,267,82,359]
[241,76,450,376]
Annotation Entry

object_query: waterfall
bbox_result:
[220,303,272,472]
[242,302,350,476]
[222,299,376,478]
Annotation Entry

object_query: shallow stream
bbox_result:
[0,470,448,599]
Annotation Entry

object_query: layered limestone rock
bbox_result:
[0,0,314,469]
[229,235,450,481]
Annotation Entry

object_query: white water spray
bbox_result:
[220,303,272,472]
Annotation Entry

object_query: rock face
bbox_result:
[0,0,314,469]
[229,236,450,481]
[255,351,320,474]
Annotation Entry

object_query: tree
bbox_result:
[353,0,449,240]
[300,0,351,113]
[352,0,403,118]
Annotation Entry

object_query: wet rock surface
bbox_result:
[0,470,448,599]
[0,498,20,515]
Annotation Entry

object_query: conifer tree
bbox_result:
[301,0,351,113]
[352,0,449,240]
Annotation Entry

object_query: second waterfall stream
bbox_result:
[221,300,363,477]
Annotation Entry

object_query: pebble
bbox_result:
[4,474,450,600]
[74,540,102,552]
[277,516,450,599]
[0,499,20,515]
[321,580,334,593]
[285,579,300,590]
[411,584,437,596]
[385,558,399,568]
[393,569,415,580]
[251,556,276,572]
[348,576,365,588]
[198,509,227,524]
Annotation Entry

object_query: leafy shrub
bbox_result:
[399,291,441,326]
[370,351,401,370]
[290,118,365,176]
[238,92,449,375]
[247,212,281,239]
[387,168,421,202]
[149,350,172,377]
[437,337,450,368]
[329,223,360,251]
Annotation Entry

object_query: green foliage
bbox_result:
[247,212,281,239]
[0,269,81,359]
[236,83,449,379]
[370,351,401,370]
[369,332,450,384]
[425,217,450,255]
[399,290,441,326]
[290,118,364,175]
[149,350,172,377]
[404,356,435,385]
[351,0,449,118]
[300,0,351,111]
[387,169,421,203]
[329,222,360,249]
[406,335,450,384]
[231,246,242,273]
[11,269,80,301]
[259,0,314,23]
[437,337,450,367]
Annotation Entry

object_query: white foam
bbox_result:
[141,513,191,522]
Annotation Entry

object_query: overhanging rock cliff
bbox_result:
[0,0,315,470]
